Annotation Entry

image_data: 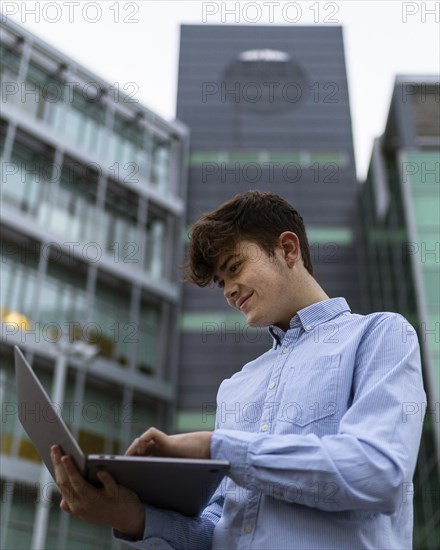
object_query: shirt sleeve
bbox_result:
[211,313,426,514]
[112,458,225,549]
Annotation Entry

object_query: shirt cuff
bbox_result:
[211,429,257,484]
[113,504,175,549]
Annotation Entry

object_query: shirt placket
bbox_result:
[238,326,302,549]
[262,326,302,431]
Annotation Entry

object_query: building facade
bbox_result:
[175,24,361,432]
[0,18,188,549]
[356,76,439,549]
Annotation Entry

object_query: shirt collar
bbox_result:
[268,297,351,349]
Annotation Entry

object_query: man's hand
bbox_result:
[51,445,145,540]
[125,427,212,459]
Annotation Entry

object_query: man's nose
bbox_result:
[223,281,238,302]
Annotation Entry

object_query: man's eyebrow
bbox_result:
[219,253,240,272]
[213,253,240,283]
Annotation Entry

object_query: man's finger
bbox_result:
[51,445,70,489]
[98,470,118,498]
[125,437,141,456]
[125,436,157,456]
[60,498,71,513]
[125,428,166,456]
[59,455,92,502]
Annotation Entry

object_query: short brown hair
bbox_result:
[184,190,313,286]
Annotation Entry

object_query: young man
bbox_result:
[52,190,426,549]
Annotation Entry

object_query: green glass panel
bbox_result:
[180,312,255,331]
[113,113,143,147]
[422,269,440,306]
[0,361,17,434]
[137,324,158,374]
[268,152,302,163]
[0,44,21,72]
[46,261,87,291]
[189,150,348,167]
[307,227,352,244]
[20,82,43,118]
[412,195,440,226]
[189,151,220,164]
[183,225,353,245]
[145,218,165,278]
[0,254,39,321]
[151,138,170,192]
[425,313,440,345]
[423,312,440,396]
[404,151,440,188]
[431,350,440,397]
[228,152,260,163]
[27,61,54,87]
[310,152,346,164]
[1,68,19,107]
[3,147,47,216]
[413,230,440,261]
[176,411,216,432]
[42,99,64,131]
[92,283,132,364]
[368,228,407,244]
[63,106,83,143]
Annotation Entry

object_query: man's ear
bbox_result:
[278,232,300,267]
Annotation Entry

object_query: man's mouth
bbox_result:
[239,293,253,310]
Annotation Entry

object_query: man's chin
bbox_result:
[244,316,272,328]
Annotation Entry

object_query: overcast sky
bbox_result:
[5,0,439,179]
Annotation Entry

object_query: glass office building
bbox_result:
[0,18,188,549]
[356,76,439,549]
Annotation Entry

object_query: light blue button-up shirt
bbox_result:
[116,297,426,549]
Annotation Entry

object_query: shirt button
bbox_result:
[243,524,253,534]
[274,489,283,498]
[306,325,313,331]
[282,347,289,354]
[261,424,268,432]
[268,382,275,390]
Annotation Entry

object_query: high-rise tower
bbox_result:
[176,25,360,430]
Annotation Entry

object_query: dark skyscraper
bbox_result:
[175,25,361,431]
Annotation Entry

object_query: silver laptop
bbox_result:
[14,346,229,516]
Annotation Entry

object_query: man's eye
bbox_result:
[230,262,240,273]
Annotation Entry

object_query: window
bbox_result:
[62,87,106,153]
[46,161,98,242]
[106,113,148,180]
[151,137,170,192]
[0,239,39,322]
[2,143,49,217]
[145,210,166,278]
[137,302,160,375]
[0,44,21,108]
[93,279,132,366]
[39,261,88,330]
[100,182,139,261]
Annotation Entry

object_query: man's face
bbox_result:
[213,239,297,330]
